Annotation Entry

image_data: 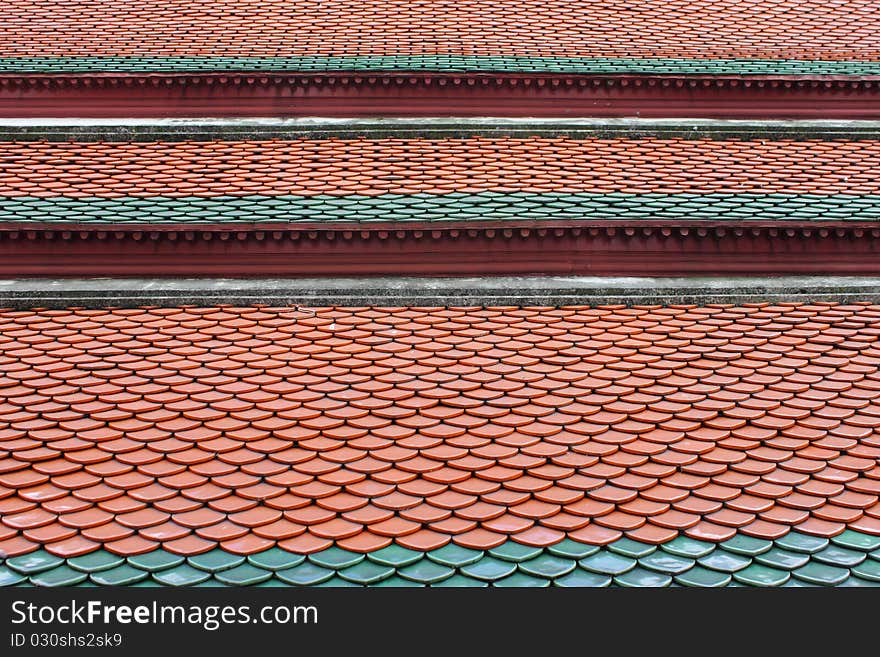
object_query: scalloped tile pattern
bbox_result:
[4,532,880,587]
[1,138,878,197]
[1,0,879,71]
[2,57,880,75]
[3,194,878,224]
[1,302,880,569]
[1,138,880,224]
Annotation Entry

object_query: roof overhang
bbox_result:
[2,72,880,119]
[1,117,878,277]
[1,221,878,278]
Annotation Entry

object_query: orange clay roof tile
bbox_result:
[0,0,878,73]
[0,138,878,201]
[1,303,880,563]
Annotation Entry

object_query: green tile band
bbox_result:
[2,193,880,224]
[1,56,880,75]
[4,529,880,587]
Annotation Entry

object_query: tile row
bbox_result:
[2,194,877,224]
[2,57,879,75]
[4,531,880,587]
[1,0,877,67]
[0,138,877,198]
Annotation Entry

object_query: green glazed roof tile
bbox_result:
[697,550,752,573]
[638,552,696,575]
[6,550,64,575]
[831,530,880,552]
[732,564,790,587]
[793,562,850,586]
[398,558,455,584]
[90,565,150,586]
[431,574,489,587]
[426,544,484,568]
[338,560,395,585]
[614,567,672,588]
[840,575,880,587]
[187,550,246,573]
[3,56,880,76]
[128,549,185,573]
[660,536,715,558]
[76,581,98,587]
[314,576,361,587]
[553,570,613,587]
[193,579,228,587]
[460,556,518,581]
[0,566,27,587]
[489,542,543,563]
[851,559,880,582]
[275,562,335,586]
[152,565,213,586]
[308,547,364,570]
[29,565,88,587]
[493,572,551,588]
[754,547,811,570]
[256,578,294,587]
[129,579,163,587]
[247,548,306,571]
[721,535,773,557]
[674,566,732,588]
[14,531,880,587]
[68,551,126,573]
[215,564,273,586]
[608,538,656,559]
[548,539,600,560]
[775,532,829,554]
[518,554,577,579]
[579,551,637,576]
[366,544,423,568]
[9,193,880,226]
[814,545,867,568]
[371,576,424,587]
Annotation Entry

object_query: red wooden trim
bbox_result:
[1,223,878,277]
[1,73,879,118]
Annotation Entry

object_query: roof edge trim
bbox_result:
[0,223,877,277]
[2,73,880,119]
[2,275,879,309]
[3,117,880,141]
[3,71,880,88]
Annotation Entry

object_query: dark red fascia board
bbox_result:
[1,72,880,118]
[1,221,878,277]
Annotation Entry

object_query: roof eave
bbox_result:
[1,72,879,119]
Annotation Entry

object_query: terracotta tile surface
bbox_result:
[0,138,878,198]
[0,138,879,225]
[0,300,879,586]
[0,0,878,71]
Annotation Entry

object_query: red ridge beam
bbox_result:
[1,223,879,277]
[1,73,879,119]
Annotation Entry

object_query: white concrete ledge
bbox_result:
[1,276,879,308]
[0,117,878,140]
